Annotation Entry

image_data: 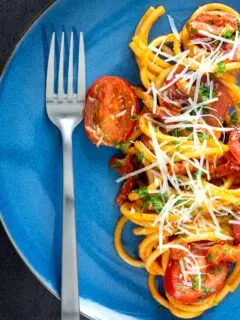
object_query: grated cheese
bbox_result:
[168,15,180,40]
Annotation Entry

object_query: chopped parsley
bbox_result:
[192,275,200,290]
[146,195,164,213]
[131,113,138,120]
[197,133,209,141]
[203,285,212,296]
[137,152,145,164]
[142,193,168,213]
[133,186,148,198]
[114,141,130,153]
[224,246,230,254]
[171,128,181,137]
[199,84,210,102]
[157,305,166,312]
[230,109,238,125]
[190,28,197,34]
[176,199,187,205]
[223,30,234,40]
[208,253,216,262]
[173,139,181,151]
[217,61,226,75]
[111,159,124,168]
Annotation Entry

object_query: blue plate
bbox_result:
[0,0,240,319]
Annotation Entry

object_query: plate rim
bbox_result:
[0,1,92,319]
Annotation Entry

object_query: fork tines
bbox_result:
[46,32,86,102]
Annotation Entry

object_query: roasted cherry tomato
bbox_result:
[164,246,229,304]
[188,11,238,36]
[187,11,240,60]
[84,76,139,146]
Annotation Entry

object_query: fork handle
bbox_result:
[61,128,80,320]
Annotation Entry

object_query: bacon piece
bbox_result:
[116,177,137,205]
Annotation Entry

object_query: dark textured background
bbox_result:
[0,1,87,319]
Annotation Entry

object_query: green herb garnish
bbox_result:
[203,285,212,296]
[112,159,124,168]
[230,110,238,125]
[190,28,197,34]
[171,129,181,137]
[131,113,138,120]
[197,133,209,141]
[223,30,234,40]
[199,84,210,102]
[137,152,145,164]
[192,275,200,290]
[157,305,165,312]
[217,61,226,75]
[208,253,216,262]
[134,186,148,198]
[114,141,130,153]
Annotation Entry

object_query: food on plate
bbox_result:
[84,3,240,318]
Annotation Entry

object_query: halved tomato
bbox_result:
[188,11,238,37]
[84,76,139,146]
[164,246,229,304]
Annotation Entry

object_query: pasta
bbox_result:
[113,3,240,318]
[84,3,240,318]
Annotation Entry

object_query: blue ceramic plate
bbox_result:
[1,0,240,319]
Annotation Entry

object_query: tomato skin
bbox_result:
[229,126,240,163]
[84,76,139,146]
[209,152,240,178]
[116,177,137,205]
[164,247,230,304]
[204,82,232,127]
[109,155,134,176]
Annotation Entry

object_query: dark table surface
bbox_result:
[0,1,87,319]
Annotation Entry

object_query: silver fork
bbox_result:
[46,32,85,320]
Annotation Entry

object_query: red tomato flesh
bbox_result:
[205,81,232,126]
[164,246,229,304]
[84,76,139,146]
